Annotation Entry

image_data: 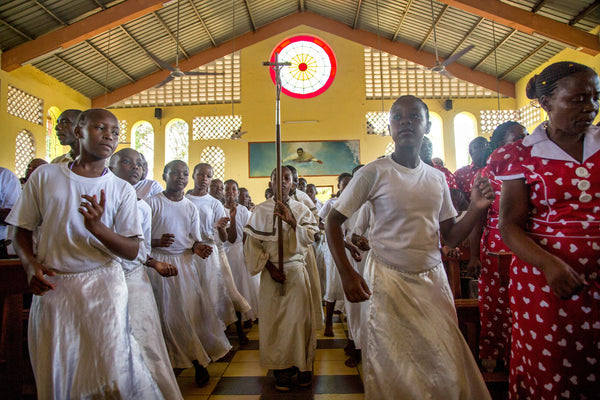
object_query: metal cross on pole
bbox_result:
[263,53,291,296]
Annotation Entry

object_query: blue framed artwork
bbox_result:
[248,140,360,177]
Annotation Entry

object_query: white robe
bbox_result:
[244,198,319,371]
[122,199,183,399]
[293,190,324,329]
[186,193,249,326]
[146,193,231,368]
[7,164,162,399]
[224,204,259,321]
[333,156,490,400]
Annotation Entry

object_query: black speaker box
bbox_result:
[444,99,453,111]
[154,108,162,119]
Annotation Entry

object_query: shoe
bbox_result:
[193,361,210,387]
[298,371,312,387]
[274,369,292,392]
[243,319,253,329]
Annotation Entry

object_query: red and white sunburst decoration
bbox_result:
[269,35,337,99]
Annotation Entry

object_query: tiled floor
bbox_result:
[176,314,364,400]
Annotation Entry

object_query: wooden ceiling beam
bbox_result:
[1,0,165,72]
[569,1,600,26]
[436,0,600,55]
[353,0,363,30]
[188,0,217,47]
[243,0,257,32]
[92,11,514,107]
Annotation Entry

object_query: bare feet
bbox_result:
[323,325,334,337]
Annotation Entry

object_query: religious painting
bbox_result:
[248,140,360,177]
[315,185,334,204]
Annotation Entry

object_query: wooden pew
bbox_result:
[0,259,35,399]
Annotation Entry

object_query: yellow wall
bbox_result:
[1,25,527,198]
[0,62,90,172]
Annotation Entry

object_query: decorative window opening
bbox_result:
[385,142,394,156]
[480,103,543,135]
[131,121,155,179]
[480,110,520,135]
[364,47,499,100]
[119,120,128,143]
[45,107,62,161]
[111,52,241,107]
[200,146,225,181]
[193,115,242,140]
[166,119,189,163]
[7,85,44,124]
[454,113,478,168]
[16,130,36,177]
[518,102,542,129]
[366,112,389,136]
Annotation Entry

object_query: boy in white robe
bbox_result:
[325,96,493,400]
[147,160,231,388]
[223,179,258,330]
[8,109,163,399]
[244,166,319,392]
[186,164,250,333]
[109,148,183,400]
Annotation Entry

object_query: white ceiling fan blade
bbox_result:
[155,75,174,88]
[146,50,176,72]
[441,45,474,67]
[439,69,455,79]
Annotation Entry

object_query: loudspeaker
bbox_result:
[444,99,453,111]
[154,108,162,119]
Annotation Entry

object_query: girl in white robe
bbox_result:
[222,179,259,323]
[325,96,493,400]
[109,148,183,399]
[8,109,163,399]
[244,167,319,392]
[186,164,250,331]
[147,160,231,387]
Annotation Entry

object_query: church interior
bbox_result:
[1,0,599,399]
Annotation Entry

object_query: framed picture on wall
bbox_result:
[248,140,360,177]
[315,185,334,204]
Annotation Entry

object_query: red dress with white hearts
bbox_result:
[493,123,600,399]
[477,159,512,362]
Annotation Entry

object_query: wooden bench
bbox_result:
[0,259,35,399]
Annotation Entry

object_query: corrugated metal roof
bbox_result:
[1,0,596,100]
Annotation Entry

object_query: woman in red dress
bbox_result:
[497,61,600,398]
[468,121,527,373]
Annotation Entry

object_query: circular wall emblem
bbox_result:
[269,35,337,99]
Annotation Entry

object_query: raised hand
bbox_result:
[351,234,370,251]
[79,190,106,233]
[228,204,237,220]
[470,174,495,210]
[216,216,230,230]
[153,233,175,248]
[346,241,362,262]
[192,242,213,259]
[274,200,296,228]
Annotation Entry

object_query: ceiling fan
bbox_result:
[397,0,474,79]
[148,0,222,88]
